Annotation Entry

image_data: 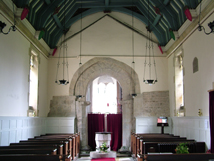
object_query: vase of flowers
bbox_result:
[97,142,109,153]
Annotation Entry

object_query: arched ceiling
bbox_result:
[12,0,201,49]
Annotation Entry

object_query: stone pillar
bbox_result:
[121,99,133,148]
[76,100,82,137]
[81,103,88,148]
[76,100,91,149]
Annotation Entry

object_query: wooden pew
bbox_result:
[38,133,80,159]
[19,140,69,155]
[10,142,64,155]
[32,135,74,156]
[142,141,196,154]
[0,145,58,149]
[138,153,214,161]
[27,138,72,155]
[0,148,57,155]
[0,154,71,161]
[0,134,78,161]
[5,133,79,161]
[132,133,203,156]
[38,134,76,159]
[139,137,194,154]
[132,133,182,155]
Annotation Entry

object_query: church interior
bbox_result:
[0,0,214,160]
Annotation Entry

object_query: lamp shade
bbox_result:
[38,30,45,40]
[21,7,29,20]
[184,6,192,21]
[144,79,157,85]
[59,79,69,85]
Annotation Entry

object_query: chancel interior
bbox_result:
[0,0,214,160]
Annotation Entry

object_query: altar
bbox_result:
[90,132,116,158]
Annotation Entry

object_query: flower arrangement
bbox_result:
[175,143,189,154]
[97,142,109,153]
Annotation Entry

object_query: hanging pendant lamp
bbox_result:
[55,34,69,85]
[143,0,158,85]
[55,0,69,85]
[76,0,84,100]
[131,1,137,98]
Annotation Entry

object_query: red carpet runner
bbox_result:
[91,158,115,161]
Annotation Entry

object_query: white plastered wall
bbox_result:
[47,12,168,107]
[168,12,214,117]
[0,14,49,116]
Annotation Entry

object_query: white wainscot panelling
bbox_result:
[9,130,16,143]
[135,117,172,134]
[199,130,206,142]
[0,117,47,146]
[2,120,10,130]
[10,120,16,129]
[46,117,75,134]
[172,116,210,150]
[0,117,75,146]
[1,131,9,146]
[23,119,28,127]
[17,119,23,128]
[136,116,210,150]
[22,128,28,140]
[16,130,22,143]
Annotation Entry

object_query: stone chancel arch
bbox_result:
[69,57,141,149]
[69,57,140,99]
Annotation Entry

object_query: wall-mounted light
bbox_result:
[198,109,202,116]
[0,1,16,35]
[0,21,16,35]
[131,93,137,98]
[198,0,214,35]
[76,95,83,101]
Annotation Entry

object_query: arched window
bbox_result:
[92,76,118,114]
[193,57,199,73]
[28,49,39,117]
[175,53,184,116]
